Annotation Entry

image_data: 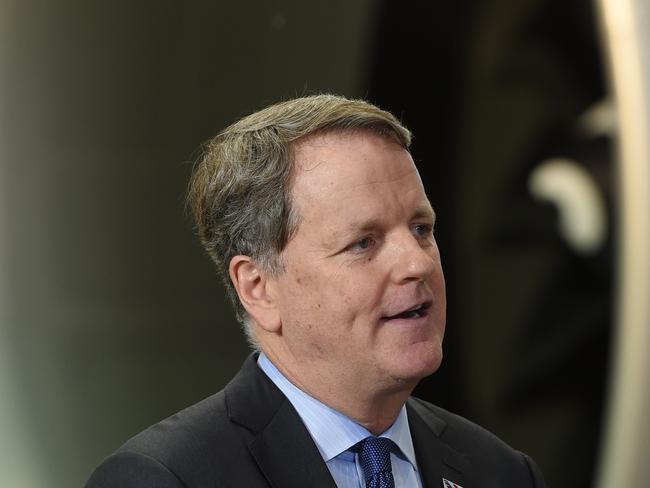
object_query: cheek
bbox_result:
[286,273,366,333]
[279,256,385,326]
[326,268,378,310]
[278,266,338,325]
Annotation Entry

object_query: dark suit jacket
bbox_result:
[86,354,546,487]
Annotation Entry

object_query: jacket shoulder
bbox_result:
[86,354,282,488]
[118,390,232,458]
[86,390,258,487]
[408,396,512,449]
[407,397,546,486]
[85,450,186,488]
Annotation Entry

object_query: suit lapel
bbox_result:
[226,355,472,488]
[248,400,337,488]
[225,354,337,488]
[407,399,471,488]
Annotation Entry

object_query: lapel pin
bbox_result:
[442,478,463,488]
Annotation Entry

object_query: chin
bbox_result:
[388,341,443,383]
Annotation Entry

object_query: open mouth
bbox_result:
[383,301,432,320]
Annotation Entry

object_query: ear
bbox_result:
[229,255,281,333]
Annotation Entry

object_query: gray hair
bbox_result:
[187,94,412,347]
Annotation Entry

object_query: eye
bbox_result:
[348,236,375,252]
[412,223,434,238]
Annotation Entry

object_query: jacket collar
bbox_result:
[225,354,471,488]
[407,398,471,487]
[225,353,337,488]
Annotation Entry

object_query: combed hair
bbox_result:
[187,94,412,347]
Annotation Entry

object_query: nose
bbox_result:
[389,231,440,283]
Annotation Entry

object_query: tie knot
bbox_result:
[354,437,395,487]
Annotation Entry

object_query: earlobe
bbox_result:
[229,255,282,333]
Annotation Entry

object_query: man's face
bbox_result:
[266,131,446,396]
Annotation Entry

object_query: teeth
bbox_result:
[406,304,423,313]
[384,303,428,320]
[390,304,424,319]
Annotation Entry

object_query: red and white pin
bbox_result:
[442,479,463,488]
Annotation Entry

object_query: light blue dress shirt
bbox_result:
[258,353,424,488]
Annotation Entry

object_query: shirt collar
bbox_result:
[257,352,419,470]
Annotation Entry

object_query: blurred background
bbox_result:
[1,0,648,487]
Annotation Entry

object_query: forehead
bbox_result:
[292,130,405,171]
[291,131,417,187]
[288,131,433,227]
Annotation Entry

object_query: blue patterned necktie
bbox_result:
[355,436,396,488]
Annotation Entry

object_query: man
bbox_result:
[86,95,546,487]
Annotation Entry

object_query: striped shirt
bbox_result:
[258,353,423,487]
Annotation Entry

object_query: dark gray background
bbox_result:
[0,1,610,487]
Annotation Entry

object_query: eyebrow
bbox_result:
[341,203,437,237]
[412,203,437,222]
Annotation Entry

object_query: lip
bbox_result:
[381,300,433,321]
[380,309,432,331]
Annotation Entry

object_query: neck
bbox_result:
[261,347,417,435]
[337,388,413,435]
